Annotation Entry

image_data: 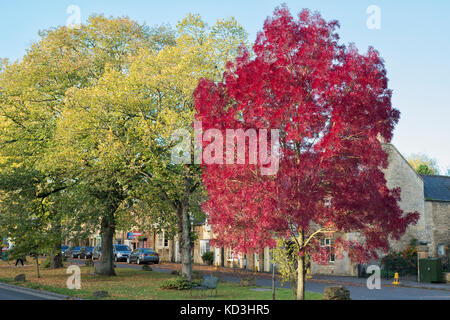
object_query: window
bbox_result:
[114,245,131,251]
[437,244,445,257]
[157,232,169,248]
[199,240,211,256]
[320,238,335,263]
[227,248,239,261]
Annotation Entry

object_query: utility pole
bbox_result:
[272,262,276,300]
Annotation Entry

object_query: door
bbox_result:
[215,247,221,266]
[254,253,260,272]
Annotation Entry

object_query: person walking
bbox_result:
[15,256,24,267]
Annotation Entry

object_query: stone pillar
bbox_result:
[417,245,429,259]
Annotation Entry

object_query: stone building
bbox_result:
[197,143,449,276]
[311,143,449,276]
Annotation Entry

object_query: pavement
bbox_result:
[67,258,450,300]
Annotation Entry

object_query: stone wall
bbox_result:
[312,144,427,276]
[311,232,359,276]
[193,224,214,264]
[382,144,428,250]
[425,201,450,257]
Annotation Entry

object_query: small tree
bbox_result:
[272,240,300,299]
[0,196,50,278]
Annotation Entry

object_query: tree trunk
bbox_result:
[178,174,192,281]
[96,208,116,276]
[179,204,192,281]
[296,232,305,300]
[35,254,40,278]
[171,237,175,262]
[50,243,63,269]
[50,222,63,269]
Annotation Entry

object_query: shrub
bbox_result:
[381,239,418,277]
[160,277,201,290]
[380,269,396,279]
[323,286,351,300]
[202,251,214,266]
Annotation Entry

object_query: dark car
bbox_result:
[80,246,94,259]
[127,248,159,265]
[65,246,82,258]
[113,244,132,262]
[61,245,70,256]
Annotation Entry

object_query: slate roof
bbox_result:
[421,175,450,202]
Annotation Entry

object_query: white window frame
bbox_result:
[320,238,335,263]
[226,248,240,262]
[157,232,169,248]
[437,244,445,257]
[199,240,211,256]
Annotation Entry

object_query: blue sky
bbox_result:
[1,0,449,173]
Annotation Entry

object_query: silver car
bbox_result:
[113,244,132,262]
[92,245,102,260]
[92,244,132,262]
[127,248,159,265]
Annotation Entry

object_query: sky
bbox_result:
[1,0,449,174]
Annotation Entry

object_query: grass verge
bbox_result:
[0,260,322,300]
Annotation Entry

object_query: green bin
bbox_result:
[419,258,443,283]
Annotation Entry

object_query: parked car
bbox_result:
[65,246,82,258]
[80,246,94,259]
[127,248,159,265]
[92,246,102,260]
[113,244,132,262]
[61,245,69,256]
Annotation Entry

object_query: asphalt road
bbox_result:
[0,283,51,300]
[69,259,450,300]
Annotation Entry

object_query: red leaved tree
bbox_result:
[194,6,419,300]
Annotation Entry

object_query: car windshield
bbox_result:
[115,245,130,251]
[61,246,69,250]
[141,249,156,253]
[73,247,81,250]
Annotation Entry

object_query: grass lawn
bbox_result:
[0,259,322,300]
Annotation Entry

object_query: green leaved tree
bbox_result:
[0,15,175,274]
[407,154,440,175]
[58,14,248,280]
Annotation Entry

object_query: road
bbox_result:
[0,283,54,300]
[69,259,450,300]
